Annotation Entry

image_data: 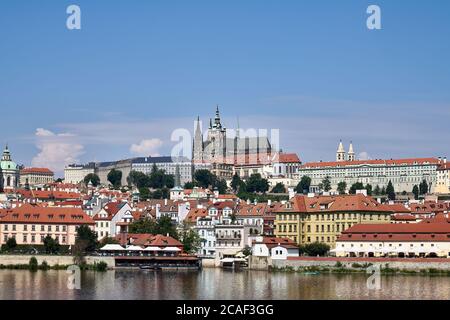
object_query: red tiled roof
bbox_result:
[184,208,208,223]
[392,214,417,221]
[255,236,298,249]
[301,158,439,169]
[236,203,268,216]
[16,189,81,200]
[20,167,54,175]
[338,216,450,242]
[116,233,183,248]
[0,203,94,225]
[275,194,395,214]
[93,202,126,221]
[276,153,301,164]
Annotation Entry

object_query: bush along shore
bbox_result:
[0,257,108,272]
[270,262,450,276]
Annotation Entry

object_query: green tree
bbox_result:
[381,186,386,195]
[419,180,429,195]
[337,181,347,195]
[214,179,228,194]
[349,182,365,194]
[246,173,269,193]
[295,176,311,194]
[128,171,150,188]
[299,242,330,257]
[155,215,178,239]
[271,183,286,194]
[4,237,17,252]
[128,218,158,234]
[43,235,60,254]
[373,185,381,196]
[164,174,175,189]
[139,187,151,201]
[84,173,100,187]
[29,257,38,272]
[129,216,178,239]
[107,169,123,189]
[412,185,419,200]
[231,173,242,193]
[386,180,396,200]
[181,229,202,254]
[184,181,194,189]
[365,184,373,196]
[194,169,214,188]
[242,246,252,257]
[75,225,98,254]
[319,176,332,192]
[152,187,170,199]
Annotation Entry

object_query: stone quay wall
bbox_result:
[0,255,115,267]
[273,257,450,271]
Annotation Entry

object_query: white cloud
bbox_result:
[32,128,85,174]
[130,139,163,156]
[358,152,371,161]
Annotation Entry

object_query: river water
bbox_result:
[0,269,449,300]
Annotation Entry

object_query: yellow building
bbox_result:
[274,194,403,248]
[436,161,450,194]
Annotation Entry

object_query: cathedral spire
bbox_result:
[214,105,222,129]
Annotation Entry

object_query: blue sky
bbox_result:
[1,0,449,176]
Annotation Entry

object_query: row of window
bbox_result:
[277,213,389,221]
[4,225,67,232]
[3,234,67,244]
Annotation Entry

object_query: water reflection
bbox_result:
[0,270,450,300]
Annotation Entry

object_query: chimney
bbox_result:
[268,199,272,206]
[164,199,168,206]
[445,157,447,164]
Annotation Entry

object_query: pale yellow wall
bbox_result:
[275,212,391,248]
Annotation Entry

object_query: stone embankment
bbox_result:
[0,255,115,267]
[273,257,450,271]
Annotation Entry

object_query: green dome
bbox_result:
[0,160,18,171]
[0,145,18,171]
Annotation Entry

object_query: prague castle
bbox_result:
[192,106,272,164]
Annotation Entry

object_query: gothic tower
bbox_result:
[336,140,346,162]
[192,116,204,162]
[348,141,355,161]
[205,105,226,160]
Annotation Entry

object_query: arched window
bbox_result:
[6,176,11,187]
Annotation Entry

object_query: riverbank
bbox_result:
[271,257,450,275]
[0,254,115,268]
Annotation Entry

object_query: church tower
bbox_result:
[0,144,20,191]
[206,105,226,160]
[192,116,204,162]
[336,140,346,162]
[348,141,355,161]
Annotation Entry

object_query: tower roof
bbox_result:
[348,141,355,154]
[337,140,345,153]
[214,105,222,129]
